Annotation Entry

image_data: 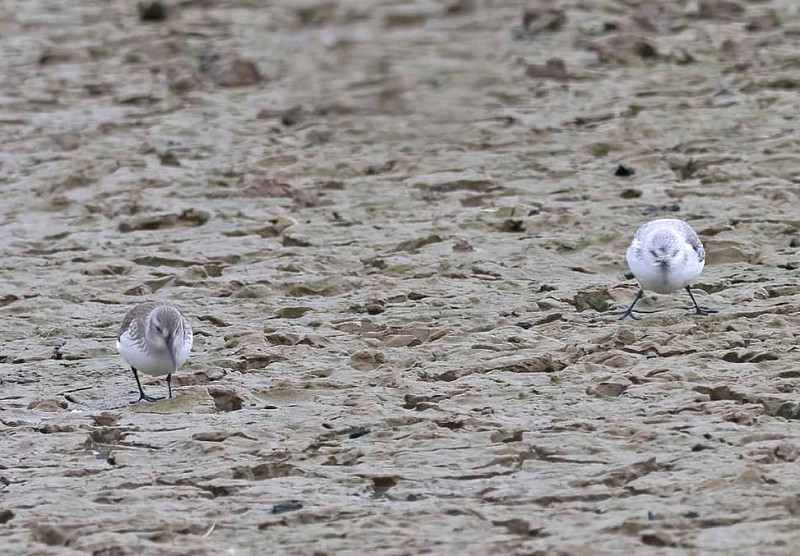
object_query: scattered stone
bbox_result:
[348,426,370,439]
[615,164,635,177]
[452,238,475,252]
[281,106,305,126]
[384,6,428,28]
[775,443,800,462]
[51,133,80,151]
[586,35,659,65]
[275,306,312,319]
[689,0,746,20]
[620,188,642,198]
[708,88,737,107]
[515,7,566,39]
[92,413,119,427]
[365,299,385,315]
[166,61,203,93]
[497,219,524,233]
[203,55,263,87]
[272,500,303,514]
[349,349,386,371]
[395,234,443,252]
[207,387,244,412]
[642,202,681,216]
[158,151,180,166]
[490,355,565,374]
[282,234,312,247]
[526,58,568,80]
[193,430,232,442]
[746,10,780,32]
[406,170,496,193]
[370,476,398,498]
[572,287,613,312]
[0,510,13,524]
[138,1,168,22]
[295,1,336,26]
[641,531,675,548]
[28,399,68,411]
[587,379,630,397]
[265,332,301,346]
[118,209,210,232]
[383,334,419,347]
[33,525,71,547]
[490,429,523,443]
[446,0,475,16]
[492,518,544,537]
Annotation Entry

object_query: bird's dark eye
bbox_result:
[155,325,163,333]
[650,250,658,258]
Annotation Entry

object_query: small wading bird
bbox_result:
[117,302,193,402]
[621,218,717,320]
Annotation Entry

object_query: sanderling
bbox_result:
[621,218,717,320]
[116,301,193,402]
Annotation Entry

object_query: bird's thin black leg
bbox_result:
[130,367,163,403]
[685,286,717,316]
[167,374,172,399]
[619,289,644,320]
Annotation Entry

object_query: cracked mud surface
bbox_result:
[3,0,800,553]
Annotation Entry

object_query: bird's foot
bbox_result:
[694,307,718,316]
[618,308,641,320]
[131,393,164,404]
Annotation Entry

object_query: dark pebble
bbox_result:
[348,426,371,439]
[615,164,635,177]
[271,500,303,514]
[499,219,524,233]
[682,511,699,518]
[691,443,712,452]
[138,1,168,22]
[281,107,304,126]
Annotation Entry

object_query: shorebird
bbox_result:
[116,301,193,402]
[621,218,717,320]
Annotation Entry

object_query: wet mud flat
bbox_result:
[2,0,800,553]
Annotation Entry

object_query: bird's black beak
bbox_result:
[165,333,177,372]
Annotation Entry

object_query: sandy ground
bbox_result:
[3,0,800,553]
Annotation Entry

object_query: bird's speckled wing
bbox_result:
[117,302,157,339]
[677,220,705,263]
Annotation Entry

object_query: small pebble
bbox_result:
[615,164,635,177]
[348,426,371,439]
[271,500,303,514]
[138,1,168,22]
[620,188,642,198]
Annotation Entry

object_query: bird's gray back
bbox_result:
[117,302,159,339]
[634,218,705,262]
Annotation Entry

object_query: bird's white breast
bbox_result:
[116,325,193,377]
[626,240,704,294]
